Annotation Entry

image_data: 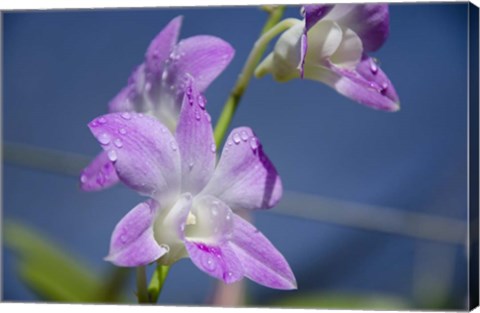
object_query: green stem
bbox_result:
[136,266,149,303]
[213,8,296,146]
[147,264,170,303]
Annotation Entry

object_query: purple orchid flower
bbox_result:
[256,4,400,112]
[80,16,235,192]
[87,78,296,290]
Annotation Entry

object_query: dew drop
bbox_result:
[80,174,88,183]
[188,161,194,170]
[96,172,105,185]
[90,120,98,127]
[107,149,118,162]
[240,130,248,141]
[120,234,127,243]
[381,82,389,93]
[170,140,178,151]
[195,110,201,121]
[206,257,215,271]
[161,70,168,81]
[121,112,131,120]
[370,60,378,74]
[114,138,123,148]
[197,94,206,109]
[210,143,216,153]
[232,133,241,144]
[205,113,212,122]
[98,133,111,145]
[119,128,127,135]
[98,117,107,124]
[249,137,258,150]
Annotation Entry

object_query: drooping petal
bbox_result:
[175,77,216,194]
[183,195,242,284]
[303,4,334,31]
[88,112,181,206]
[144,16,183,78]
[304,55,400,111]
[323,4,389,52]
[79,151,119,191]
[154,193,192,265]
[228,214,297,290]
[164,35,235,93]
[200,127,282,210]
[105,200,166,267]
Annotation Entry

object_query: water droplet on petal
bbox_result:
[161,70,168,81]
[197,94,206,109]
[170,140,177,151]
[210,143,216,153]
[121,112,131,120]
[240,130,249,141]
[249,137,258,150]
[205,113,211,122]
[98,133,111,145]
[114,138,123,148]
[96,172,105,185]
[233,133,241,144]
[80,174,87,183]
[107,150,118,162]
[120,234,127,243]
[188,161,194,170]
[370,60,378,74]
[98,117,107,124]
[119,128,127,135]
[195,110,201,121]
[381,82,389,93]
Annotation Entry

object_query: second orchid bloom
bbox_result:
[256,4,400,112]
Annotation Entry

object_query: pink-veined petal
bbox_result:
[184,195,242,284]
[175,77,216,194]
[228,214,297,290]
[88,112,181,206]
[200,127,282,210]
[105,200,166,267]
[79,151,119,191]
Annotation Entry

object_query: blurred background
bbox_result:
[2,3,471,310]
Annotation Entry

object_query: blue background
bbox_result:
[2,3,470,309]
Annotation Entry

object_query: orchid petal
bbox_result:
[165,35,235,93]
[200,127,282,210]
[184,196,242,284]
[105,200,166,267]
[305,20,343,64]
[229,214,297,290]
[260,19,303,82]
[304,55,400,111]
[175,78,216,194]
[145,16,183,78]
[324,4,389,52]
[79,151,119,191]
[329,27,363,69]
[108,65,148,113]
[88,112,181,207]
[154,193,192,265]
[185,195,234,244]
[303,4,334,31]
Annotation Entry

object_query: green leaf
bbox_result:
[270,292,410,310]
[3,220,117,302]
[147,264,170,303]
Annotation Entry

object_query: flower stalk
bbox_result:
[136,266,150,303]
[213,7,294,146]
